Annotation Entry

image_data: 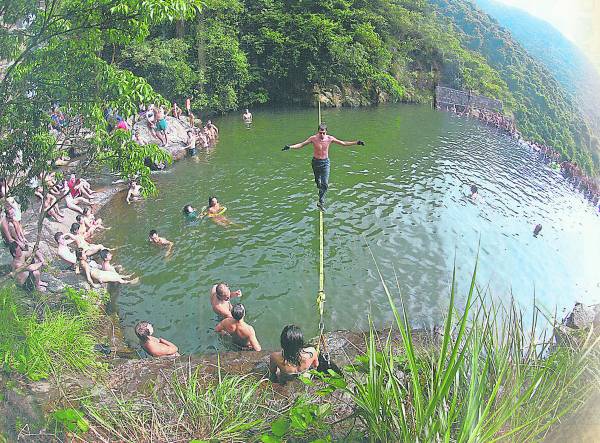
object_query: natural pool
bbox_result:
[98,104,600,353]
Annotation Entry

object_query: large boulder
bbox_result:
[133,115,193,161]
[562,303,600,330]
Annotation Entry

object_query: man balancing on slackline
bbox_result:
[282,123,364,210]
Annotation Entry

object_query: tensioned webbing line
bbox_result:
[315,95,327,358]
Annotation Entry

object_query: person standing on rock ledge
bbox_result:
[283,123,364,211]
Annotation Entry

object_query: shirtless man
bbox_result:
[126,180,142,204]
[35,186,64,221]
[283,123,364,210]
[215,304,261,351]
[155,106,168,146]
[210,282,242,318]
[64,222,109,256]
[1,207,26,248]
[242,109,252,127]
[185,129,197,156]
[148,229,173,256]
[135,321,179,357]
[171,102,182,119]
[54,232,77,267]
[9,242,47,292]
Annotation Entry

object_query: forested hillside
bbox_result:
[430,0,598,172]
[475,0,600,153]
[109,0,597,173]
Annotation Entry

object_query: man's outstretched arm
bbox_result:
[283,138,312,151]
[331,137,364,147]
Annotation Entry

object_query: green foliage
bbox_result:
[0,0,201,200]
[171,367,267,441]
[0,285,103,381]
[51,408,90,435]
[120,38,201,101]
[308,259,599,441]
[260,396,331,443]
[431,0,597,173]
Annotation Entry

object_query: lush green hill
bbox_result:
[430,0,598,172]
[113,0,597,173]
[474,0,600,158]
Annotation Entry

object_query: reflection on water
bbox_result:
[98,105,600,354]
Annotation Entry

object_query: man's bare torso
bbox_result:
[310,134,335,159]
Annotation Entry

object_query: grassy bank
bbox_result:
[0,263,598,441]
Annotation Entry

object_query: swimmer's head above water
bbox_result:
[148,230,158,241]
[471,185,478,195]
[208,196,218,208]
[135,321,153,342]
[215,282,231,301]
[231,304,245,321]
[182,204,195,214]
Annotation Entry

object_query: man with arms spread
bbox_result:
[215,304,261,351]
[283,123,364,210]
[210,282,242,318]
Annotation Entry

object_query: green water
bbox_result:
[98,104,600,354]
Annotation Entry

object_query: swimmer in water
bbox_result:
[210,282,242,318]
[135,321,179,357]
[126,180,143,204]
[205,196,232,226]
[182,204,199,219]
[242,108,252,128]
[470,185,479,200]
[283,123,364,211]
[148,229,174,257]
[215,304,261,351]
[533,224,542,237]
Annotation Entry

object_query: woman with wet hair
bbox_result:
[269,325,319,383]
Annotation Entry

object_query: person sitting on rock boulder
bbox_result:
[64,222,110,257]
[215,304,261,351]
[75,248,138,287]
[269,325,318,383]
[35,186,64,222]
[9,241,47,292]
[134,321,179,357]
[2,205,27,247]
[54,232,78,269]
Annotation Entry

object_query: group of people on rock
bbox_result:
[439,103,517,136]
[133,99,220,153]
[439,101,600,210]
[527,142,600,206]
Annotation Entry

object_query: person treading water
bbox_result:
[283,123,364,210]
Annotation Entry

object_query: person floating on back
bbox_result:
[148,229,174,257]
[283,123,364,211]
[269,324,319,383]
[135,321,179,357]
[215,304,261,351]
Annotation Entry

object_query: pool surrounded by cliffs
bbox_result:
[97,105,600,354]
